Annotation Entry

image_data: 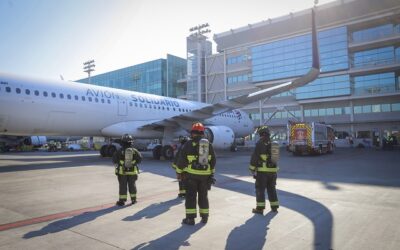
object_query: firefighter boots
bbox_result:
[182,218,195,225]
[116,200,125,206]
[252,208,264,215]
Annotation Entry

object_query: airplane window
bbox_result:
[144,104,147,108]
[16,88,21,94]
[81,96,85,101]
[51,92,56,98]
[173,108,176,111]
[59,93,64,99]
[167,107,169,111]
[162,107,165,110]
[129,102,132,107]
[88,97,92,102]
[25,89,30,95]
[140,103,143,108]
[158,106,161,109]
[101,99,105,103]
[43,91,48,97]
[179,108,181,112]
[5,86,11,92]
[67,94,71,100]
[107,99,111,104]
[34,90,39,96]
[74,95,79,100]
[95,98,98,103]
[135,103,138,107]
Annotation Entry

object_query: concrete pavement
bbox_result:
[0,148,399,249]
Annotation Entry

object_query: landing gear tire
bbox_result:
[153,145,162,160]
[100,145,108,157]
[107,145,116,157]
[162,145,174,160]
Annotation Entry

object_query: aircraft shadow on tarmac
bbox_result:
[23,206,122,239]
[132,223,205,250]
[123,198,183,221]
[225,212,277,250]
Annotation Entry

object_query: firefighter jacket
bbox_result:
[249,139,279,173]
[112,147,142,176]
[176,139,216,176]
[172,143,184,172]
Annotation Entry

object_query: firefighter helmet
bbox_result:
[121,134,134,143]
[257,126,270,136]
[191,122,205,134]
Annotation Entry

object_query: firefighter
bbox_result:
[112,134,142,206]
[172,136,188,198]
[177,122,216,225]
[249,126,279,214]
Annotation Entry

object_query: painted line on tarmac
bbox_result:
[0,177,245,232]
[0,189,176,232]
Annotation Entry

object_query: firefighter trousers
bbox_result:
[255,172,279,210]
[178,180,186,196]
[185,174,209,219]
[118,175,137,202]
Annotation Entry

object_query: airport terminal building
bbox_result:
[78,54,186,98]
[199,0,400,143]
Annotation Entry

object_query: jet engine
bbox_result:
[204,126,235,150]
[23,136,47,146]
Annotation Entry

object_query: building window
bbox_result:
[353,72,395,96]
[296,74,350,100]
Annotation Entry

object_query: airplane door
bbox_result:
[118,100,128,116]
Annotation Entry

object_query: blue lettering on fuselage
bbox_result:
[86,89,119,99]
[86,89,181,108]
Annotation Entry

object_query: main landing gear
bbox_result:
[100,144,117,157]
[152,145,174,160]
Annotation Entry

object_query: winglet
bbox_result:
[311,8,320,70]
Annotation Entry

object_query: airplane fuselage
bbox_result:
[0,73,253,139]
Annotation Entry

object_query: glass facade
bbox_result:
[296,74,350,100]
[353,72,396,96]
[353,46,395,68]
[251,26,348,83]
[78,55,186,97]
[351,24,399,43]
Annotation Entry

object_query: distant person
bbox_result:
[112,134,142,206]
[249,126,279,214]
[177,122,216,225]
[172,136,188,198]
[348,136,354,147]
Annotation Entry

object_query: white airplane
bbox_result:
[0,9,320,159]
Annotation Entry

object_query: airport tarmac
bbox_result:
[0,148,400,250]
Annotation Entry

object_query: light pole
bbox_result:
[83,60,95,149]
[83,60,95,84]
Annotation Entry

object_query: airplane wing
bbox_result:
[140,9,320,131]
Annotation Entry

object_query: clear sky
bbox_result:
[0,0,335,81]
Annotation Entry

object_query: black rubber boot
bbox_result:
[252,208,264,215]
[182,218,195,225]
[131,199,137,205]
[271,207,278,213]
[116,200,125,206]
[201,216,208,224]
